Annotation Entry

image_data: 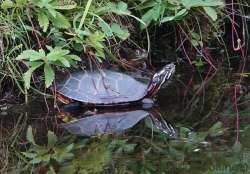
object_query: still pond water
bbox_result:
[1,62,250,174]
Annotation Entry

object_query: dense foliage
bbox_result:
[0,0,225,98]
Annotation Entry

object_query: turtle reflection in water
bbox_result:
[60,107,176,137]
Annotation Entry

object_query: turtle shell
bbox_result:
[56,70,148,105]
[61,110,149,136]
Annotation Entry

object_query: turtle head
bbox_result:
[147,63,175,97]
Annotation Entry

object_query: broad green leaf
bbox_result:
[59,57,70,67]
[30,0,41,6]
[47,7,57,17]
[99,1,131,15]
[191,32,200,40]
[181,0,224,9]
[26,126,36,145]
[41,154,51,162]
[1,0,14,10]
[44,63,55,88]
[112,1,131,15]
[117,1,128,12]
[51,12,71,29]
[66,55,81,61]
[46,47,70,61]
[88,32,105,49]
[30,49,46,61]
[38,12,49,32]
[21,152,37,158]
[203,7,217,21]
[46,45,53,51]
[161,9,188,23]
[40,0,53,8]
[47,131,58,148]
[191,39,199,46]
[95,2,115,14]
[95,49,105,59]
[98,19,113,37]
[111,23,130,40]
[23,70,33,89]
[152,3,161,21]
[16,49,45,61]
[53,148,74,162]
[65,144,74,152]
[140,8,155,29]
[16,0,27,7]
[192,59,204,67]
[23,62,43,89]
[30,157,42,164]
[208,121,224,137]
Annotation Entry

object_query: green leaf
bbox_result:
[66,55,81,61]
[98,19,113,37]
[208,121,224,137]
[16,49,45,61]
[53,3,77,10]
[30,157,42,164]
[44,63,55,88]
[26,126,36,145]
[88,31,105,49]
[140,8,155,29]
[152,3,161,21]
[47,131,58,148]
[53,149,74,163]
[23,62,43,89]
[51,12,71,29]
[47,7,57,17]
[111,23,129,40]
[39,0,53,8]
[30,0,41,6]
[23,65,40,89]
[38,12,50,32]
[59,57,70,67]
[117,1,128,12]
[98,1,131,15]
[21,152,37,158]
[16,0,27,7]
[1,0,14,10]
[181,0,224,9]
[46,47,70,61]
[203,7,217,21]
[114,1,131,15]
[65,144,74,152]
[161,9,188,23]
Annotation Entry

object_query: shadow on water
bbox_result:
[1,62,250,173]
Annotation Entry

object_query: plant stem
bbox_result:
[78,0,93,32]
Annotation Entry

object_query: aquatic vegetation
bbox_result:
[21,126,77,172]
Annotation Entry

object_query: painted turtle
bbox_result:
[60,108,176,137]
[56,63,175,107]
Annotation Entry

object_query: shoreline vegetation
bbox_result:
[0,0,228,102]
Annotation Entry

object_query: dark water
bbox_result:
[1,63,250,174]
